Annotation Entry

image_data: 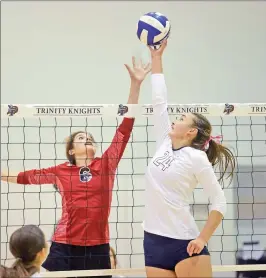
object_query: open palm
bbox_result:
[125,57,151,83]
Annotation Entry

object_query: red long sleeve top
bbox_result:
[17,118,134,246]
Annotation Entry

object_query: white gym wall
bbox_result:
[2,1,266,104]
[1,1,266,277]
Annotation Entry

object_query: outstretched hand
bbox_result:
[125,57,151,84]
[148,39,168,58]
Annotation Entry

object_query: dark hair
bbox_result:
[65,131,96,165]
[191,113,236,184]
[0,225,46,278]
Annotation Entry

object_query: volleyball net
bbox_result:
[1,103,266,277]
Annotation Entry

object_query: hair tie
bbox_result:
[203,135,223,151]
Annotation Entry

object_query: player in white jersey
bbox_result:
[143,40,236,278]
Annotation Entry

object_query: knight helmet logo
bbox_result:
[7,105,18,116]
[117,104,128,116]
[79,167,92,183]
[223,103,234,115]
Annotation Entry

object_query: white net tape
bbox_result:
[40,264,266,277]
[2,103,266,118]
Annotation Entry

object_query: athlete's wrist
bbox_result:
[151,55,163,60]
[197,235,208,245]
[130,79,142,87]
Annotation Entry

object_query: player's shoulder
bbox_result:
[161,136,172,148]
[91,157,103,166]
[183,147,210,166]
[55,161,73,169]
[93,157,101,162]
[181,146,203,156]
[60,161,71,167]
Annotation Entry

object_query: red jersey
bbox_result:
[17,118,134,246]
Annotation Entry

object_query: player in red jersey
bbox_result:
[1,58,151,276]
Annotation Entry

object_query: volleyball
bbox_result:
[137,12,171,46]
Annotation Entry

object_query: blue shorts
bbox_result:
[42,242,111,278]
[144,231,210,271]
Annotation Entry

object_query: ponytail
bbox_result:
[0,265,18,278]
[191,112,236,185]
[0,259,38,278]
[2,225,46,278]
[206,139,236,184]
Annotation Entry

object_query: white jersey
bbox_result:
[143,74,227,240]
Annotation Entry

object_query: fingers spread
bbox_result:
[144,63,151,72]
[132,56,137,68]
[124,64,133,74]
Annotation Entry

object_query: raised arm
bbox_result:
[1,166,58,185]
[125,56,151,107]
[103,57,151,170]
[149,40,171,149]
[102,118,134,171]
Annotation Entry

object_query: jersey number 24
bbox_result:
[153,151,174,171]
